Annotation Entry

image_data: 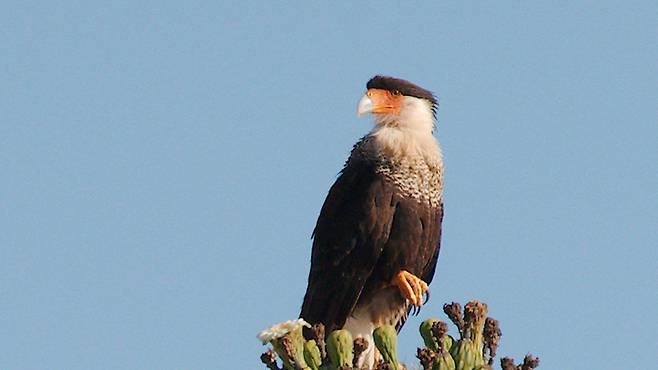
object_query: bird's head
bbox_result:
[357,75,437,132]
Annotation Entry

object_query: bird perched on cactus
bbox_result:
[301,76,445,368]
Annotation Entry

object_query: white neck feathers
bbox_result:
[368,97,441,164]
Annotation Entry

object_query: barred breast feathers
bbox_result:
[351,129,444,208]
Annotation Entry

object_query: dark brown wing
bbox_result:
[421,201,443,285]
[300,156,397,333]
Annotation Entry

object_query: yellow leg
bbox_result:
[393,270,429,307]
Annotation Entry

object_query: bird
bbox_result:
[300,75,444,368]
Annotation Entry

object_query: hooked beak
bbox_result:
[357,94,373,117]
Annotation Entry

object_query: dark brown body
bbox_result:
[300,143,443,334]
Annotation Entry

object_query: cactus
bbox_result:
[449,338,477,370]
[373,325,399,370]
[419,319,456,370]
[431,321,454,354]
[271,332,309,370]
[257,319,310,370]
[432,321,456,370]
[326,329,354,369]
[303,340,322,370]
[441,301,488,370]
[258,302,539,370]
[443,334,454,354]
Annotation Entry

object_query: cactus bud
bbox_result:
[443,303,465,338]
[303,340,322,370]
[420,319,441,351]
[326,330,354,369]
[373,325,399,370]
[417,347,437,370]
[432,321,454,355]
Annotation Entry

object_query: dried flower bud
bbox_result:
[443,302,464,337]
[500,357,516,370]
[521,354,540,370]
[353,337,369,368]
[416,347,436,370]
[260,349,280,370]
[483,317,502,364]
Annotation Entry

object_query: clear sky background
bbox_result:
[2,1,656,369]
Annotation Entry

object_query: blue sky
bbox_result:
[2,1,656,369]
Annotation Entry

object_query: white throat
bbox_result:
[369,96,441,164]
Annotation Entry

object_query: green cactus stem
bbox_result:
[434,351,456,370]
[449,338,477,370]
[303,340,322,370]
[373,325,399,370]
[326,330,354,369]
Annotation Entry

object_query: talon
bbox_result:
[393,270,429,307]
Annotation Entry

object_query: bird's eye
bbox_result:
[392,90,401,96]
[366,91,372,97]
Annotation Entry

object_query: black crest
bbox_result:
[366,75,437,107]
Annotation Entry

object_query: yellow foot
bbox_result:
[393,270,429,307]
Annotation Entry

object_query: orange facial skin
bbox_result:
[367,88,404,115]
